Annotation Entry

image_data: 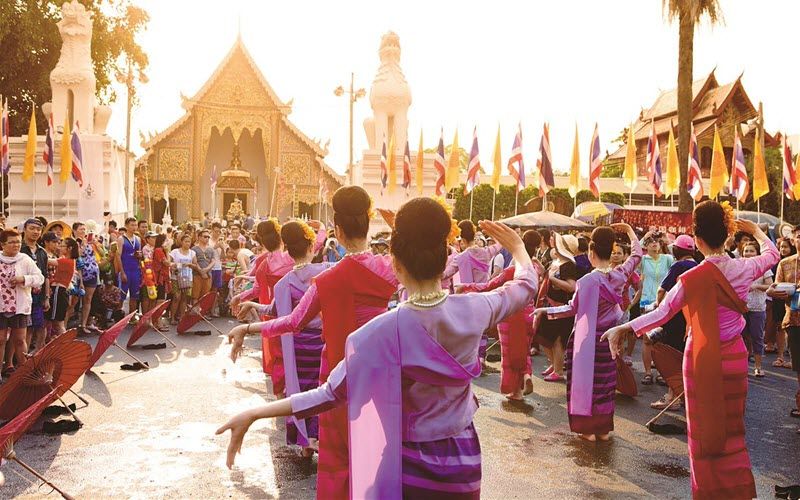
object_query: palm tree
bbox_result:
[663,0,722,211]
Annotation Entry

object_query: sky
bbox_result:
[105,0,800,176]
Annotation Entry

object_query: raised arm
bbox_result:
[742,220,779,281]
[459,266,515,293]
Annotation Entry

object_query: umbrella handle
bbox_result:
[54,393,83,427]
[9,452,75,500]
[200,315,225,336]
[149,320,177,348]
[645,390,685,428]
[112,341,150,370]
[67,388,90,408]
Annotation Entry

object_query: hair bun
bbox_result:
[332,186,371,216]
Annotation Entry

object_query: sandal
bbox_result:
[641,374,654,385]
[656,375,666,386]
[541,365,554,376]
[790,409,800,419]
[543,372,564,382]
[773,358,787,368]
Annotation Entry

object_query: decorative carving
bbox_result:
[217,176,255,190]
[158,148,190,181]
[279,125,306,152]
[364,31,412,150]
[51,0,94,85]
[204,52,272,108]
[164,121,192,146]
[199,110,271,160]
[281,153,312,185]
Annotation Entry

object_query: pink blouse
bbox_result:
[442,243,502,284]
[261,252,398,337]
[628,237,779,341]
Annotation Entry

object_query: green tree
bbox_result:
[600,159,624,178]
[0,0,149,134]
[662,0,722,212]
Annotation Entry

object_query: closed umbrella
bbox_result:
[1,388,75,499]
[89,312,149,369]
[128,300,175,348]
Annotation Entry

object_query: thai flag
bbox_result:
[588,123,602,198]
[1,98,9,174]
[783,135,795,200]
[537,122,554,197]
[646,122,662,196]
[43,113,55,186]
[70,124,84,187]
[380,137,388,193]
[465,126,481,194]
[507,123,525,191]
[434,128,446,196]
[210,164,218,192]
[730,129,749,203]
[402,140,411,193]
[687,124,703,201]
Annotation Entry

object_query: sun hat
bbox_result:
[553,233,578,263]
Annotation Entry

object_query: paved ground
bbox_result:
[3,318,799,499]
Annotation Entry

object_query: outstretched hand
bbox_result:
[215,410,256,468]
[600,324,630,359]
[227,325,247,362]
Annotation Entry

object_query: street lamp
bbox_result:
[334,73,366,185]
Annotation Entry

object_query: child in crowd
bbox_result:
[743,241,773,377]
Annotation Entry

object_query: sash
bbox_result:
[346,307,480,500]
[570,272,623,416]
[315,256,396,373]
[457,249,490,284]
[259,268,285,375]
[680,262,747,457]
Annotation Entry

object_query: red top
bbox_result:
[51,258,76,288]
[152,248,170,286]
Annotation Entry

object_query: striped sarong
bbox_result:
[684,335,755,500]
[285,328,323,446]
[564,330,616,434]
[401,423,481,499]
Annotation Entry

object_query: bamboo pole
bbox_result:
[6,450,75,500]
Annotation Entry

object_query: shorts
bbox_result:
[743,311,766,355]
[29,304,45,329]
[49,287,69,322]
[171,281,192,298]
[119,267,142,301]
[192,275,212,300]
[0,313,30,330]
[156,284,166,301]
[787,326,800,373]
[211,269,223,290]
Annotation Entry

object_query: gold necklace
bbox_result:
[407,290,448,308]
[594,266,613,274]
[344,249,371,257]
[705,250,728,258]
[294,262,312,271]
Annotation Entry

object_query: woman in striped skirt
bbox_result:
[535,223,641,441]
[604,201,779,499]
[238,221,333,457]
[219,197,539,498]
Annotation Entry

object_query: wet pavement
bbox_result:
[3,319,798,499]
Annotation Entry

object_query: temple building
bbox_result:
[135,35,343,223]
[606,69,780,180]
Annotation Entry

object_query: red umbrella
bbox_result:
[89,312,149,369]
[1,388,75,499]
[646,343,685,427]
[127,300,175,348]
[177,291,223,335]
[0,333,92,424]
[615,357,638,397]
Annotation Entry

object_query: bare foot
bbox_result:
[578,433,596,442]
[506,391,523,401]
[597,433,611,442]
[300,447,315,458]
[523,376,534,395]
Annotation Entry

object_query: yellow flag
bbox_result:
[415,130,424,195]
[568,124,581,198]
[795,153,800,200]
[623,123,637,190]
[60,117,72,183]
[752,128,769,201]
[445,129,460,191]
[490,125,501,193]
[664,125,679,196]
[22,107,37,182]
[387,134,396,195]
[709,125,728,199]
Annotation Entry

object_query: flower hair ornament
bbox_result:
[431,196,460,244]
[719,201,737,236]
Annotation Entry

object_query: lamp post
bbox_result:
[116,59,148,219]
[334,73,366,186]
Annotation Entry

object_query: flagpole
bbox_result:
[32,169,37,215]
[514,186,520,216]
[491,190,497,220]
[542,191,547,212]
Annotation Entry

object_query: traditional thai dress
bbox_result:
[287,264,538,499]
[461,265,536,394]
[237,228,326,395]
[261,252,398,499]
[628,238,778,500]
[270,262,333,447]
[544,239,642,435]
[443,244,502,359]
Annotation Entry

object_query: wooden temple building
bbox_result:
[135,36,343,223]
[605,69,780,204]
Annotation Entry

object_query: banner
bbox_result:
[612,208,693,235]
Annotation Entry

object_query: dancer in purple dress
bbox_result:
[218,197,538,498]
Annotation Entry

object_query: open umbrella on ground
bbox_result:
[498,210,593,231]
[646,343,685,428]
[0,331,92,425]
[615,357,638,397]
[127,300,175,348]
[177,291,224,335]
[0,387,75,499]
[89,312,149,370]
